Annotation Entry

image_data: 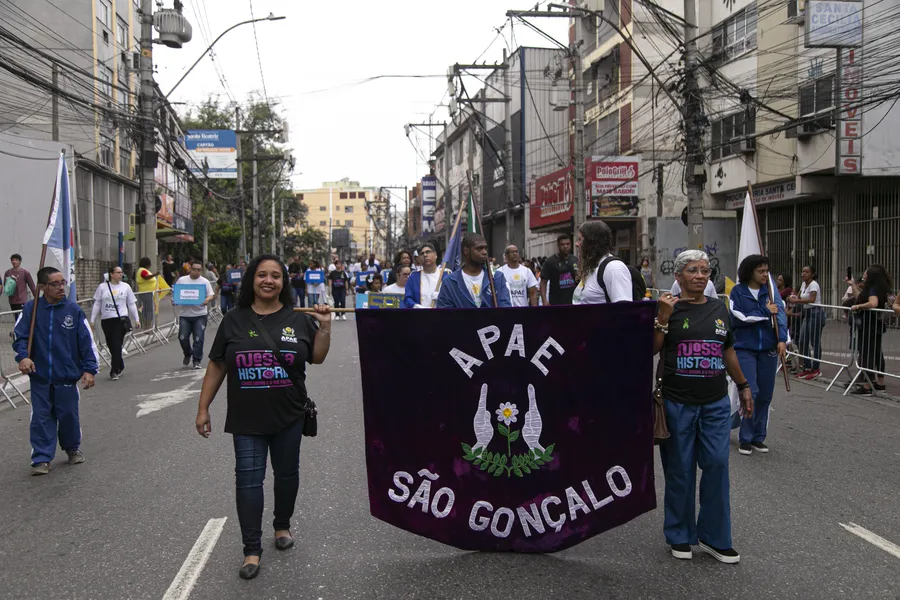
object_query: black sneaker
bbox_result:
[698,540,740,564]
[874,383,886,391]
[670,544,692,560]
[111,371,119,381]
[183,355,191,367]
[738,443,752,455]
[193,362,202,370]
[31,462,50,476]
[850,385,874,396]
[66,450,85,465]
[750,442,769,453]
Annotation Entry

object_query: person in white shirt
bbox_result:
[572,220,634,304]
[785,264,825,379]
[499,245,538,307]
[383,264,411,296]
[90,265,139,380]
[305,260,328,306]
[174,262,215,369]
[404,243,445,308]
[670,278,718,299]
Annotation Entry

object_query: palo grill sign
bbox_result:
[356,304,657,552]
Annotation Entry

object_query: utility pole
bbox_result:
[138,0,157,270]
[251,138,259,257]
[51,64,59,141]
[235,107,246,261]
[279,192,284,258]
[572,12,586,239]
[270,185,276,254]
[682,0,705,249]
[442,121,452,249]
[503,49,514,245]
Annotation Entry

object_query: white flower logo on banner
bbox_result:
[495,402,519,426]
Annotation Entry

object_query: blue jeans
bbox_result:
[220,293,234,314]
[737,349,778,444]
[233,416,304,557]
[291,287,306,307]
[178,315,208,364]
[307,292,321,306]
[659,395,732,549]
[799,307,826,369]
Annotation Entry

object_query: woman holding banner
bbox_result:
[195,254,331,580]
[655,250,753,565]
[404,243,442,309]
[729,255,787,456]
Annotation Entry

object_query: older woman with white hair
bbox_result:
[654,250,753,564]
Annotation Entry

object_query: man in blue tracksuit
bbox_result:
[12,267,98,476]
[729,255,787,456]
[437,233,511,309]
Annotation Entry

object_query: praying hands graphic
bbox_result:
[522,384,545,453]
[470,383,544,453]
[471,384,493,453]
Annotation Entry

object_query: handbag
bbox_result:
[652,344,671,444]
[246,309,318,437]
[107,281,133,332]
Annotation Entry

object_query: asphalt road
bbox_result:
[0,317,899,600]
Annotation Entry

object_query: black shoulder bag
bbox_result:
[246,309,318,437]
[107,281,133,332]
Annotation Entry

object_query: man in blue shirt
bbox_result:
[437,233,511,308]
[12,267,98,476]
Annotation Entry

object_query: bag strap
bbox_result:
[246,309,290,370]
[107,281,124,319]
[596,255,620,302]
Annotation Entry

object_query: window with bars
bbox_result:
[711,4,757,63]
[340,192,348,199]
[99,65,113,99]
[710,110,756,161]
[344,219,353,227]
[799,75,835,130]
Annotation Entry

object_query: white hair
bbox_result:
[674,250,710,274]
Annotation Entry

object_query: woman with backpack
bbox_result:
[572,220,641,304]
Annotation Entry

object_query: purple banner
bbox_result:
[356,304,657,553]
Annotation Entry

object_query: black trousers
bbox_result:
[101,317,126,374]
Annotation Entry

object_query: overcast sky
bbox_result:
[155,0,567,208]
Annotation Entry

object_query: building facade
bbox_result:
[293,179,385,260]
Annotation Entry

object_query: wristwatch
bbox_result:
[736,381,750,391]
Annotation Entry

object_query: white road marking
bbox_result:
[152,370,205,382]
[162,517,227,600]
[136,372,205,417]
[840,522,900,560]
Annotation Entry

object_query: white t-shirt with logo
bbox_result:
[500,264,538,307]
[573,255,633,304]
[418,270,440,308]
[175,275,215,317]
[90,281,140,323]
[800,280,821,305]
[463,271,484,307]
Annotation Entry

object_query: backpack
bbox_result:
[596,256,647,302]
[4,275,16,297]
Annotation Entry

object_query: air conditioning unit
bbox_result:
[732,137,756,154]
[798,121,824,138]
[787,0,805,23]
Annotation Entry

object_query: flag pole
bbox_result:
[26,150,64,359]
[467,170,498,307]
[746,180,790,392]
[430,182,466,307]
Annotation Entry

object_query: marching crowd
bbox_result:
[6,216,900,579]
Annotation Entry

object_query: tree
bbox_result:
[179,94,305,265]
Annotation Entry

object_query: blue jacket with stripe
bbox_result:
[728,282,788,351]
[436,269,511,309]
[12,296,99,383]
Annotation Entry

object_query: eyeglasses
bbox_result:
[683,267,712,276]
[45,281,66,288]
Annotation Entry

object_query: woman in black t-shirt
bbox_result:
[653,250,752,565]
[195,254,331,580]
[849,264,893,395]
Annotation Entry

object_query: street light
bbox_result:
[165,13,286,98]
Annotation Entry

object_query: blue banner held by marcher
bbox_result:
[356,303,657,553]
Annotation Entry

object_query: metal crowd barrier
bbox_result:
[0,308,29,408]
[844,306,900,395]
